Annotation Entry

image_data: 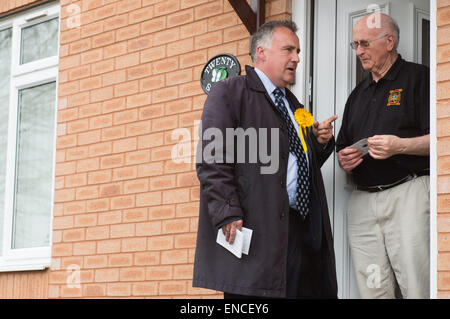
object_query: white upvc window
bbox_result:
[0,2,60,271]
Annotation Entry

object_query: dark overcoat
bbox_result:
[193,65,337,298]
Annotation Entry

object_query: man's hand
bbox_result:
[338,147,364,173]
[222,219,243,245]
[367,135,404,160]
[313,115,338,145]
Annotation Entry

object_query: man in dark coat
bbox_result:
[193,20,338,299]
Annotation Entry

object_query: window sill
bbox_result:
[0,247,51,272]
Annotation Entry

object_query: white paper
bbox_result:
[350,138,369,156]
[241,227,253,255]
[216,228,244,258]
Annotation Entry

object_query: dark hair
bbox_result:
[250,20,298,63]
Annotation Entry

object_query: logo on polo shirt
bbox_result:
[387,89,403,106]
[200,54,241,94]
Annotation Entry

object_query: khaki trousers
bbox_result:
[347,175,430,299]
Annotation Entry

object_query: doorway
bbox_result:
[293,0,431,298]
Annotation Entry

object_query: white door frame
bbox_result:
[292,0,438,299]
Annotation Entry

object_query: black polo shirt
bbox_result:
[336,55,430,187]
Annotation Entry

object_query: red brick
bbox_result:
[76,185,99,200]
[141,16,167,35]
[81,48,103,65]
[104,13,128,31]
[174,233,197,248]
[123,207,148,222]
[116,0,142,14]
[167,8,194,28]
[77,129,101,145]
[97,239,121,254]
[98,211,122,225]
[148,235,174,251]
[104,42,127,59]
[120,267,146,281]
[153,87,179,104]
[63,229,85,242]
[88,169,112,185]
[127,92,151,109]
[125,150,151,166]
[161,249,188,264]
[121,237,147,252]
[107,283,131,297]
[180,50,207,68]
[159,281,187,295]
[95,269,119,283]
[140,74,166,91]
[162,218,190,234]
[128,34,153,52]
[81,21,104,39]
[129,6,154,24]
[115,52,140,70]
[102,125,126,141]
[153,28,180,46]
[85,226,109,241]
[153,57,179,74]
[180,20,207,39]
[90,86,114,103]
[137,162,164,178]
[102,98,126,114]
[127,64,152,81]
[132,282,158,296]
[141,45,166,63]
[112,166,138,181]
[66,146,88,161]
[79,103,102,119]
[100,183,122,197]
[194,30,222,50]
[136,221,162,236]
[73,241,96,255]
[92,30,115,48]
[134,251,160,266]
[154,0,180,17]
[109,253,133,267]
[86,198,109,212]
[438,6,450,27]
[114,81,139,98]
[146,265,172,280]
[92,59,115,75]
[88,141,112,157]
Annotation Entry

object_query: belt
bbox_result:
[356,170,429,193]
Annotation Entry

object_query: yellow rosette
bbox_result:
[294,108,314,153]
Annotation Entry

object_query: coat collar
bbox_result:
[245,65,303,110]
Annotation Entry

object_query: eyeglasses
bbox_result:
[350,34,389,50]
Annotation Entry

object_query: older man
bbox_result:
[193,20,338,299]
[336,13,430,298]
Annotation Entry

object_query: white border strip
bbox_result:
[430,0,437,300]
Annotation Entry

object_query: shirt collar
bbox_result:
[362,54,404,90]
[254,67,286,97]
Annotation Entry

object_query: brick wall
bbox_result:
[0,0,292,298]
[437,0,450,299]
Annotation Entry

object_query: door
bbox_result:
[313,0,430,298]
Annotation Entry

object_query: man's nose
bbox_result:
[292,52,300,63]
[356,45,365,57]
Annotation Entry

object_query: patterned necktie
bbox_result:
[273,88,310,218]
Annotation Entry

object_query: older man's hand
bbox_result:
[313,115,338,145]
[338,147,364,173]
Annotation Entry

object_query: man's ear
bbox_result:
[256,46,266,62]
[386,34,396,52]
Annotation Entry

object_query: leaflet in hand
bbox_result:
[216,227,253,258]
[350,138,369,156]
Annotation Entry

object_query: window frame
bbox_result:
[0,2,60,272]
